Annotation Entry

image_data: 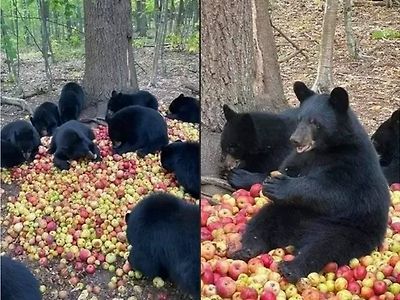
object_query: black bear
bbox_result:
[1,120,40,163]
[107,106,168,156]
[1,255,42,300]
[220,105,297,189]
[161,141,200,198]
[58,82,85,123]
[106,90,158,120]
[1,140,26,168]
[166,94,200,123]
[48,120,101,170]
[371,109,400,185]
[30,102,60,136]
[229,82,390,283]
[125,193,199,299]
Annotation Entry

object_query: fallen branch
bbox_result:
[201,176,234,192]
[1,96,33,115]
[278,49,303,63]
[80,118,108,127]
[184,83,199,95]
[21,89,46,99]
[271,22,309,60]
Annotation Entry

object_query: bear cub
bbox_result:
[1,140,26,168]
[161,141,200,198]
[230,82,390,283]
[1,255,42,300]
[371,109,399,185]
[220,105,297,189]
[107,106,168,156]
[48,120,101,170]
[125,193,199,299]
[106,90,158,120]
[30,101,60,136]
[58,82,85,123]
[1,120,40,164]
[166,94,200,123]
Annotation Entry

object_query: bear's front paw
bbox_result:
[278,261,302,283]
[262,174,291,201]
[55,159,70,170]
[227,169,254,190]
[228,248,256,262]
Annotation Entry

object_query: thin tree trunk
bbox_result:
[83,0,138,119]
[174,0,184,35]
[1,9,13,74]
[37,0,53,90]
[22,0,31,45]
[343,0,359,59]
[136,0,148,37]
[201,0,287,132]
[149,0,168,86]
[54,11,60,40]
[312,0,339,93]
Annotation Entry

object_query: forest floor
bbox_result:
[0,47,198,300]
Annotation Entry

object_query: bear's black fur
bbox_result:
[220,105,297,189]
[1,140,26,168]
[1,255,42,300]
[30,102,60,136]
[371,109,400,184]
[166,94,200,123]
[125,193,199,299]
[48,120,101,170]
[161,141,200,198]
[107,106,168,156]
[58,82,85,123]
[230,82,390,283]
[106,90,158,120]
[1,120,40,163]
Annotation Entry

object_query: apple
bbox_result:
[391,183,400,191]
[240,287,258,300]
[228,260,248,280]
[202,284,217,296]
[250,183,263,197]
[215,276,236,298]
[201,228,212,241]
[201,211,210,226]
[201,242,216,260]
[214,260,230,275]
[360,286,375,298]
[260,291,277,300]
[202,269,214,284]
[248,257,264,273]
[347,281,361,294]
[263,280,280,295]
[353,265,367,280]
[334,277,348,291]
[373,280,387,295]
[301,288,321,300]
[323,262,338,273]
[260,254,273,268]
[86,264,96,274]
[233,189,250,197]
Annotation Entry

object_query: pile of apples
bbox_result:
[0,122,198,286]
[201,183,400,300]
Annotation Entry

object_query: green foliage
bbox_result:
[133,36,148,48]
[185,30,199,54]
[51,39,84,60]
[166,33,183,50]
[371,28,400,40]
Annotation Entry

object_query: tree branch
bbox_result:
[271,22,309,60]
[1,96,33,115]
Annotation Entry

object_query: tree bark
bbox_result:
[343,0,359,59]
[149,0,168,86]
[136,0,148,37]
[201,0,286,132]
[83,0,138,119]
[312,0,339,93]
[38,0,53,90]
[174,0,184,35]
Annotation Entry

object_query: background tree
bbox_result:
[201,0,286,133]
[83,0,138,119]
[201,0,286,179]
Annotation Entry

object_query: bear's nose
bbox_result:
[290,135,301,147]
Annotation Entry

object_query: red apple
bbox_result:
[250,183,263,197]
[79,249,91,261]
[86,264,96,274]
[353,265,367,280]
[201,211,210,226]
[215,260,230,276]
[347,281,361,294]
[233,189,250,197]
[391,183,400,191]
[215,276,236,298]
[373,280,387,295]
[248,257,264,273]
[201,228,212,241]
[240,287,258,300]
[202,269,214,284]
[360,286,374,298]
[260,254,273,268]
[323,262,338,273]
[228,260,248,280]
[260,291,277,300]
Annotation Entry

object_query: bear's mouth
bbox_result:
[296,141,315,153]
[87,151,97,159]
[113,141,122,148]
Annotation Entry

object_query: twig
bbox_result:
[1,96,33,115]
[134,61,146,74]
[184,83,199,95]
[278,49,303,63]
[21,89,46,99]
[271,22,309,60]
[201,176,235,192]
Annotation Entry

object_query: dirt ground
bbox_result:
[1,47,198,300]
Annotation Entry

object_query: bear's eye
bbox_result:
[310,118,320,128]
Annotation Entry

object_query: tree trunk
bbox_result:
[174,0,184,35]
[37,0,53,90]
[54,11,60,40]
[83,0,138,119]
[136,0,148,37]
[201,0,286,132]
[312,0,339,93]
[22,0,31,45]
[343,0,359,59]
[149,0,168,86]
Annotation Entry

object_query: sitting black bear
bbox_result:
[30,101,60,136]
[1,120,40,163]
[166,94,200,123]
[125,193,199,299]
[58,82,85,123]
[230,82,390,284]
[161,141,200,198]
[1,255,41,300]
[48,120,101,170]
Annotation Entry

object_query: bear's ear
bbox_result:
[223,105,237,121]
[293,81,314,103]
[111,90,117,97]
[178,94,184,98]
[125,213,130,223]
[329,87,349,113]
[30,117,34,125]
[390,109,400,123]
